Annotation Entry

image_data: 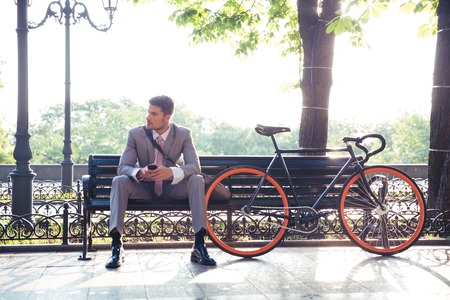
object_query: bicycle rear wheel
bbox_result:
[338,166,426,255]
[205,166,289,258]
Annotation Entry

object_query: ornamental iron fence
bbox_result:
[0,177,448,246]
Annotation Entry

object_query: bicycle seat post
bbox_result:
[270,135,282,154]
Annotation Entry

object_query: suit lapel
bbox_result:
[163,124,176,165]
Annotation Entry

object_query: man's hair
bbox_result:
[149,95,174,116]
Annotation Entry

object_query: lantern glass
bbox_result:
[102,0,118,13]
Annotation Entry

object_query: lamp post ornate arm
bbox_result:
[29,0,117,32]
[74,1,116,32]
[28,1,64,29]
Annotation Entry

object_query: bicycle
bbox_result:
[205,125,426,257]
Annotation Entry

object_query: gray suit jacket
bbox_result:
[109,123,207,235]
[117,123,201,179]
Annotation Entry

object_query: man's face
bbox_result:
[146,105,171,134]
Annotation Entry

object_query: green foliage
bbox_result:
[326,14,356,35]
[327,0,391,46]
[30,98,147,164]
[399,0,439,14]
[173,102,297,155]
[416,15,438,36]
[328,0,440,43]
[193,121,298,156]
[0,117,14,164]
[165,0,299,56]
[390,112,430,163]
[328,112,430,164]
[399,0,438,36]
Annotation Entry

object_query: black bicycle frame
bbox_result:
[248,135,382,211]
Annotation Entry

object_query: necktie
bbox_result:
[154,135,164,196]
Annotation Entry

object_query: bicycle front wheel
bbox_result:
[338,166,426,255]
[205,166,289,258]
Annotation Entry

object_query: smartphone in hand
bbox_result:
[147,164,158,170]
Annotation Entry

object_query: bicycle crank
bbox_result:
[294,207,320,234]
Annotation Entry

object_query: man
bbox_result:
[105,95,216,268]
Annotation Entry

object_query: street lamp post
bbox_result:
[10,0,35,220]
[29,0,118,190]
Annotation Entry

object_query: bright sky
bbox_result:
[0,1,436,131]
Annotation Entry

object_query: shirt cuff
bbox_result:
[131,168,142,182]
[170,167,185,185]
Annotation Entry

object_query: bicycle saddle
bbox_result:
[255,124,291,136]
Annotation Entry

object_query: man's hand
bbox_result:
[138,166,173,181]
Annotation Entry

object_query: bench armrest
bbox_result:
[82,174,91,205]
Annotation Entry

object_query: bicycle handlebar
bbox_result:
[342,134,386,164]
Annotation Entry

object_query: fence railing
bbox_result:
[0,178,448,246]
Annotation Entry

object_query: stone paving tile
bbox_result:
[0,245,448,300]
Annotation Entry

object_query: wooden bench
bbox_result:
[80,153,356,259]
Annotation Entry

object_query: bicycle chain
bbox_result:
[246,205,336,214]
[274,224,312,234]
[244,206,337,234]
[245,205,313,211]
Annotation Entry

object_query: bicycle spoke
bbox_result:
[380,215,390,249]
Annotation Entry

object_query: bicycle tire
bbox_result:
[338,166,426,255]
[205,166,289,258]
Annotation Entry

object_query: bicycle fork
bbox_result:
[356,163,389,210]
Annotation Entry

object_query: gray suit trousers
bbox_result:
[109,174,207,236]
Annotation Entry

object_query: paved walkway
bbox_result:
[0,245,448,299]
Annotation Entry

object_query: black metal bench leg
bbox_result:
[78,209,92,261]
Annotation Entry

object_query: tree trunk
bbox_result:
[428,0,450,211]
[297,0,339,148]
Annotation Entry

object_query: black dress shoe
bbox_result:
[191,244,216,266]
[105,245,124,269]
